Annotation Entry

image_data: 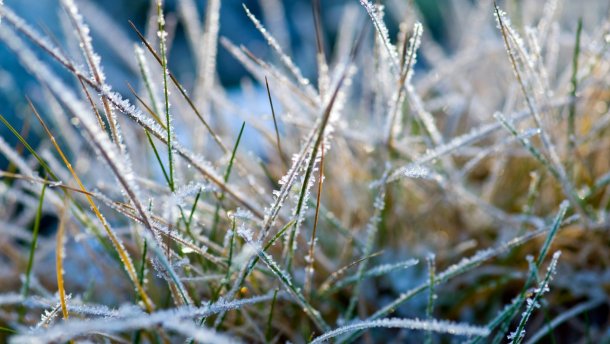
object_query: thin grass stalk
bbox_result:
[265,76,284,160]
[285,69,350,273]
[55,198,69,321]
[305,141,325,298]
[469,201,569,344]
[27,103,155,312]
[248,241,330,332]
[567,18,583,178]
[211,122,246,241]
[0,11,261,217]
[156,0,174,192]
[340,209,574,343]
[509,251,561,344]
[21,181,47,298]
[494,3,589,219]
[128,20,229,154]
[62,0,122,151]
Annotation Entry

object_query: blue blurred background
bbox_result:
[0,0,444,167]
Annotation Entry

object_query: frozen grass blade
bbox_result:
[0,1,607,342]
[26,100,154,312]
[341,208,574,343]
[213,219,295,329]
[319,258,418,296]
[524,298,604,344]
[9,293,277,343]
[359,0,399,71]
[386,22,423,146]
[62,0,122,151]
[469,201,569,344]
[265,76,284,160]
[194,0,220,111]
[243,4,315,97]
[494,3,588,219]
[285,66,352,272]
[245,240,330,332]
[156,0,174,192]
[305,141,325,297]
[508,251,561,344]
[133,45,163,124]
[128,20,229,155]
[312,318,490,343]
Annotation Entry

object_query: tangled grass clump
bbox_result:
[0,0,609,342]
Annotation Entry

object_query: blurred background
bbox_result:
[0,0,445,164]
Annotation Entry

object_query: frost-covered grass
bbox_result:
[0,0,609,343]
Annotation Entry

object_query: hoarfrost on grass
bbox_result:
[311,318,490,343]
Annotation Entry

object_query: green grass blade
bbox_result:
[211,121,246,241]
[22,181,47,298]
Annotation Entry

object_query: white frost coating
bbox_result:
[163,319,240,344]
[259,0,291,55]
[62,0,124,150]
[296,64,354,217]
[62,0,104,82]
[386,103,551,183]
[232,208,254,221]
[31,53,141,222]
[0,26,170,291]
[23,296,138,318]
[509,251,561,344]
[77,0,138,73]
[0,135,35,178]
[494,7,540,93]
[330,259,419,291]
[310,318,490,343]
[238,233,329,331]
[231,242,258,270]
[403,22,423,85]
[36,302,62,329]
[359,1,399,70]
[134,44,162,114]
[0,293,23,306]
[219,37,316,112]
[236,225,254,242]
[384,21,423,143]
[402,164,434,179]
[524,298,604,344]
[10,293,277,343]
[87,80,239,212]
[243,4,316,97]
[260,120,318,240]
[359,259,419,279]
[194,0,220,109]
[165,181,211,211]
